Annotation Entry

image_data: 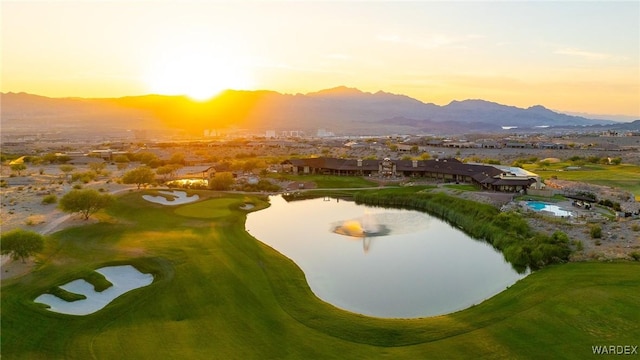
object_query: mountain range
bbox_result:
[2,87,636,136]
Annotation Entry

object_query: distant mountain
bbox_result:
[0,88,624,136]
[559,110,638,122]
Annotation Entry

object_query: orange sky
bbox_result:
[2,1,639,118]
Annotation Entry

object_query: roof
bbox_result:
[287,157,505,178]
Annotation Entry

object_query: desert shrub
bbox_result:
[587,156,601,164]
[71,171,97,184]
[25,215,45,226]
[630,252,640,261]
[590,225,602,239]
[631,223,640,232]
[572,240,584,251]
[42,194,58,204]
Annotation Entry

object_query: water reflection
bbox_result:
[166,179,208,188]
[332,212,390,252]
[246,195,527,318]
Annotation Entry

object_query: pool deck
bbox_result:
[522,199,608,219]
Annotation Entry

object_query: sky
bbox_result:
[2,1,639,118]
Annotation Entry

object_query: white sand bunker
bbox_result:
[143,190,199,206]
[34,265,153,316]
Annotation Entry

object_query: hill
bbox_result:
[1,88,623,136]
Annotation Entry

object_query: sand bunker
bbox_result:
[143,190,199,206]
[239,203,255,210]
[34,265,153,316]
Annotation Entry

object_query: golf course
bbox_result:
[1,189,639,359]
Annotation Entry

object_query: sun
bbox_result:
[144,51,253,101]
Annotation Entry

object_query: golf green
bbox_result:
[1,191,638,359]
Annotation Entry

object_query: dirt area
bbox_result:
[1,163,136,281]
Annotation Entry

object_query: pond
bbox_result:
[245,195,527,318]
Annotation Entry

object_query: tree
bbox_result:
[1,229,45,263]
[136,152,160,167]
[88,162,107,175]
[156,164,181,182]
[122,166,156,189]
[42,152,59,164]
[208,172,235,190]
[168,152,185,165]
[59,164,75,176]
[59,189,113,220]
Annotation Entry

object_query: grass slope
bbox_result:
[524,163,640,199]
[2,191,638,359]
[273,174,378,188]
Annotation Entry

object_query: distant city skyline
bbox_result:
[2,1,639,118]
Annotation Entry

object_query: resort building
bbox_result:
[283,157,538,193]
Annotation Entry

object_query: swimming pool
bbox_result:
[526,201,574,217]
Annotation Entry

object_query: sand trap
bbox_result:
[143,190,199,206]
[239,203,255,210]
[34,265,153,316]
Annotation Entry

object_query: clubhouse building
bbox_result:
[283,157,539,193]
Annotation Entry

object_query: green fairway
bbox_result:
[524,163,640,199]
[2,191,639,359]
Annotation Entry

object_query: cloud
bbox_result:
[378,33,484,49]
[324,53,352,60]
[554,47,627,61]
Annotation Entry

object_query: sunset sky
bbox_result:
[2,1,639,118]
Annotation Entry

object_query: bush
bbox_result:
[572,240,584,251]
[25,216,42,226]
[71,171,97,184]
[42,194,58,204]
[630,252,640,261]
[590,225,602,239]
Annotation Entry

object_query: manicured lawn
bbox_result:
[273,174,378,188]
[2,191,638,359]
[524,163,640,200]
[174,198,243,218]
[443,184,477,192]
